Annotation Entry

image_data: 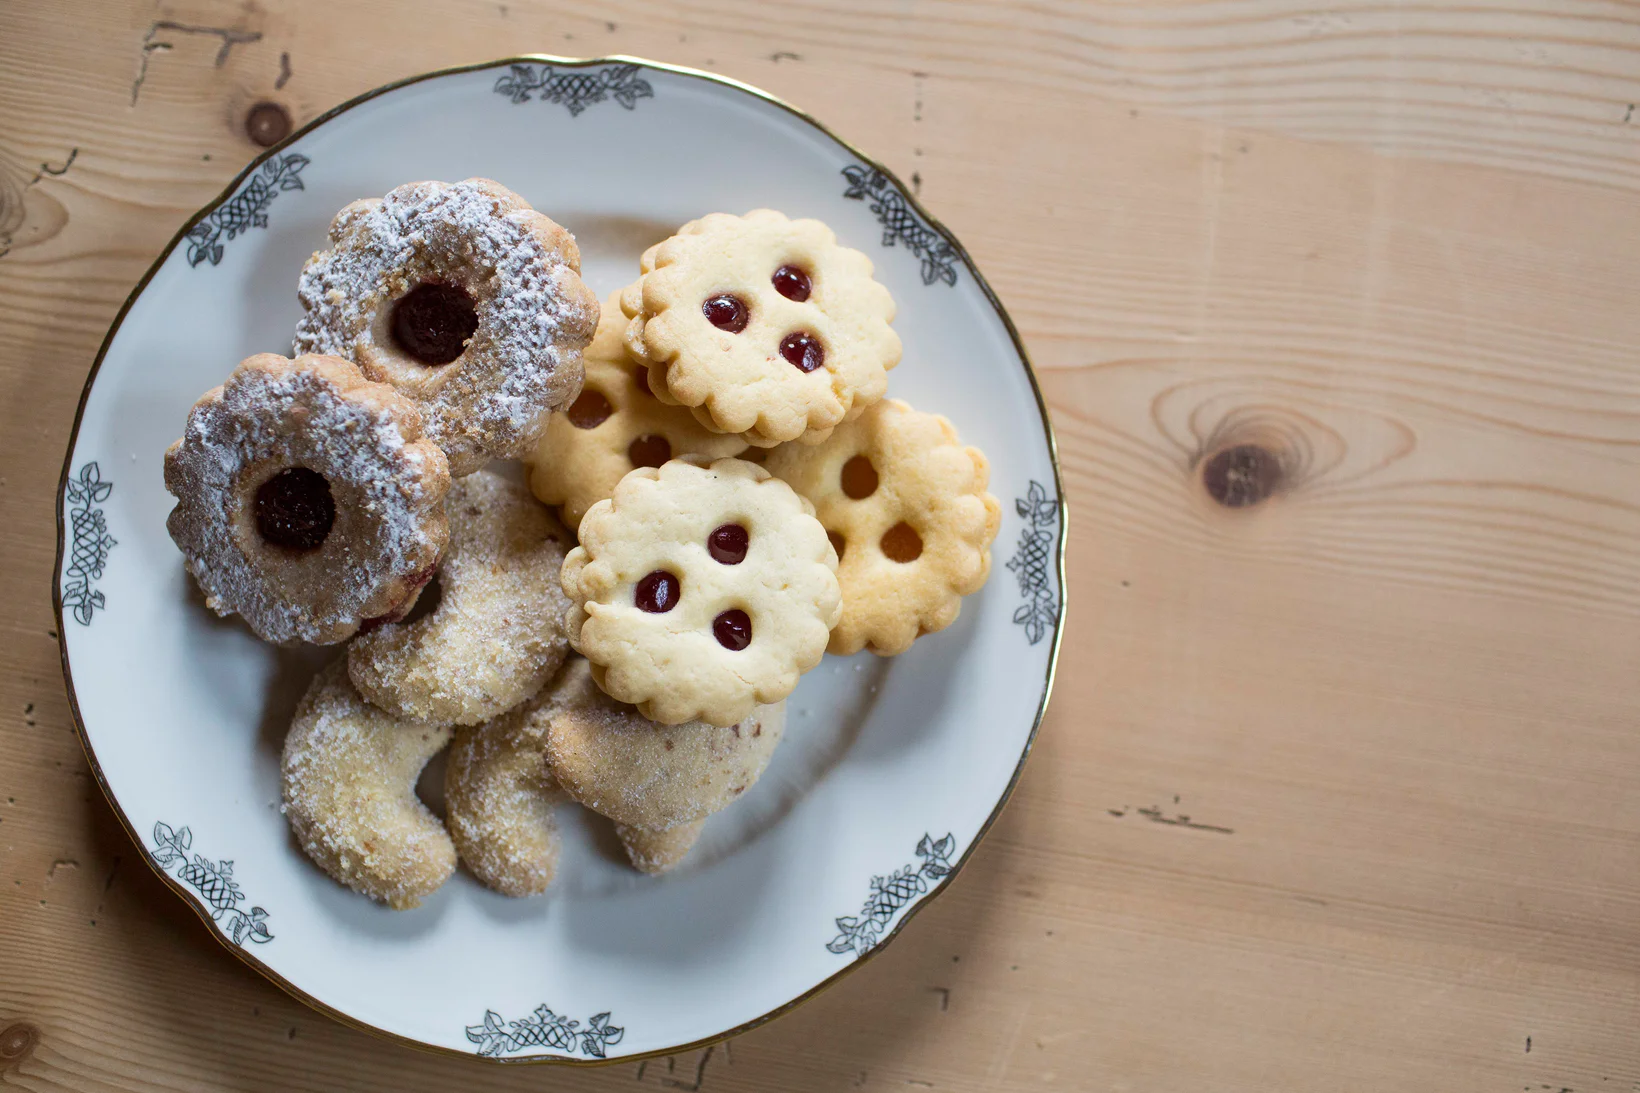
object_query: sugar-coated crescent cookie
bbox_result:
[293,178,599,476]
[765,399,1001,655]
[615,821,706,875]
[281,661,454,909]
[541,658,785,832]
[620,210,899,447]
[164,353,450,646]
[444,689,568,897]
[561,457,840,726]
[348,469,573,725]
[529,292,747,531]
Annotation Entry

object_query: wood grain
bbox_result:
[6,0,1640,1089]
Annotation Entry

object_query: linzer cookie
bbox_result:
[163,352,450,646]
[561,457,841,726]
[348,469,574,726]
[766,399,1000,656]
[529,292,747,531]
[293,178,599,476]
[620,209,899,447]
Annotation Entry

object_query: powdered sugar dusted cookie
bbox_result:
[529,292,746,531]
[766,399,1000,655]
[164,353,449,646]
[348,469,573,725]
[561,458,840,726]
[620,209,899,447]
[293,178,599,475]
[281,660,454,909]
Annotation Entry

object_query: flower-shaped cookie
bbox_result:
[530,292,747,530]
[164,353,450,646]
[620,209,900,447]
[766,399,1000,655]
[293,178,599,476]
[561,458,841,726]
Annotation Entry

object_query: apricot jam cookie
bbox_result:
[164,353,450,646]
[281,660,455,909]
[561,457,841,726]
[619,209,899,447]
[293,178,599,476]
[529,292,746,531]
[540,658,785,873]
[347,469,573,726]
[766,399,1000,656]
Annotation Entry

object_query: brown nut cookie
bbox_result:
[281,660,454,909]
[293,178,599,476]
[766,399,1001,655]
[615,821,706,875]
[444,686,569,898]
[164,353,450,646]
[620,210,899,447]
[348,469,572,726]
[561,458,841,726]
[542,658,784,835]
[529,292,747,531]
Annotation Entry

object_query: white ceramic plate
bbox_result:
[54,56,1065,1064]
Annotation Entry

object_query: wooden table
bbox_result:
[6,2,1640,1089]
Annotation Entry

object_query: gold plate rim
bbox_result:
[50,53,1069,1068]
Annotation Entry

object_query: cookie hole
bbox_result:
[636,570,681,613]
[632,367,653,397]
[713,609,752,650]
[772,264,812,302]
[779,331,825,373]
[567,388,613,429]
[627,434,672,468]
[827,529,846,559]
[708,523,749,565]
[840,455,878,500]
[255,467,334,552]
[390,283,478,366]
[880,522,923,563]
[703,293,749,333]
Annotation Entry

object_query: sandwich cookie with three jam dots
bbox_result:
[620,209,900,448]
[163,352,451,646]
[293,178,599,476]
[561,457,842,727]
[766,398,1001,656]
[529,291,748,532]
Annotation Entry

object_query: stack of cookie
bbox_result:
[162,181,999,910]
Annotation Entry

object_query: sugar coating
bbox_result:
[766,399,1001,655]
[444,687,568,897]
[293,178,599,475]
[615,821,706,875]
[348,469,573,725]
[529,291,747,531]
[163,353,450,646]
[280,660,454,909]
[561,458,841,726]
[620,209,900,447]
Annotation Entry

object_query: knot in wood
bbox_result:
[0,1022,39,1065]
[1201,444,1282,508]
[244,101,292,147]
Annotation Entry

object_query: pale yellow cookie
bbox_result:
[620,210,899,447]
[561,458,840,726]
[281,660,454,910]
[348,469,573,725]
[529,292,746,531]
[766,399,1000,656]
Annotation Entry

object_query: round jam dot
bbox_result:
[779,331,825,373]
[627,434,672,468]
[708,523,749,565]
[880,521,923,563]
[635,570,680,613]
[840,455,878,499]
[772,265,812,302]
[390,283,478,365]
[703,294,749,333]
[713,609,752,651]
[566,389,612,429]
[255,467,335,552]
